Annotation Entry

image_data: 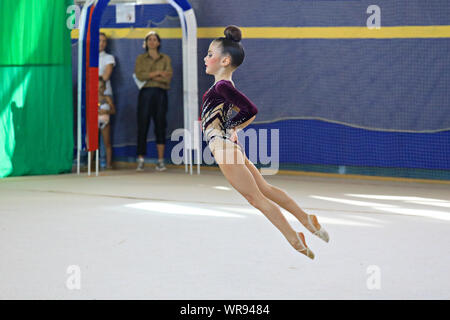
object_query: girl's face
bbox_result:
[146,34,160,51]
[99,35,107,52]
[204,41,230,75]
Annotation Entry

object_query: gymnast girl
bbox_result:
[201,25,330,259]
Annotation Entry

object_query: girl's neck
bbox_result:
[214,70,234,86]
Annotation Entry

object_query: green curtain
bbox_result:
[0,0,74,177]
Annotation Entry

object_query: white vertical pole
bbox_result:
[96,149,99,176]
[189,147,192,175]
[167,0,190,173]
[195,120,201,174]
[184,9,199,174]
[77,0,96,175]
[88,151,91,176]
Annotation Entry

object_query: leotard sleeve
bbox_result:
[215,80,258,130]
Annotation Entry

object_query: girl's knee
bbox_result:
[259,183,274,198]
[244,193,257,207]
[244,192,265,208]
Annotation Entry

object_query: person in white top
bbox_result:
[98,33,116,169]
[99,33,115,97]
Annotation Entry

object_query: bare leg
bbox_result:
[157,144,165,161]
[101,124,113,169]
[213,146,311,256]
[242,152,322,234]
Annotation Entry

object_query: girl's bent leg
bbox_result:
[213,147,309,255]
[242,152,322,234]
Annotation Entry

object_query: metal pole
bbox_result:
[96,149,99,176]
[88,151,91,176]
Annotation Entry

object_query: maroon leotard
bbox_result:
[201,80,258,146]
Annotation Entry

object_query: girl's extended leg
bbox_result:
[241,152,323,235]
[213,146,312,257]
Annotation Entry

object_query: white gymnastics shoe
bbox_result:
[294,232,315,260]
[307,214,330,243]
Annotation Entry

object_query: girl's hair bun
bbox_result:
[224,25,242,42]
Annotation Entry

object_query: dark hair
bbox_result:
[99,76,105,84]
[214,25,244,68]
[144,31,161,52]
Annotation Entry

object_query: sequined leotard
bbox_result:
[201,80,258,150]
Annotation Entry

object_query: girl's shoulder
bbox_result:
[101,51,115,59]
[214,80,237,96]
[215,79,236,90]
[214,79,234,86]
[204,80,236,98]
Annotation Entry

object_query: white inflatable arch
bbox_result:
[76,0,199,175]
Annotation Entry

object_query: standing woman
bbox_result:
[99,33,116,98]
[202,26,330,259]
[135,31,173,171]
[99,33,116,169]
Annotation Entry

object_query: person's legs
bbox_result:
[101,124,112,168]
[156,144,165,162]
[136,88,155,172]
[152,89,168,171]
[242,152,324,235]
[137,88,154,159]
[213,146,313,258]
[99,129,106,168]
[153,89,167,162]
